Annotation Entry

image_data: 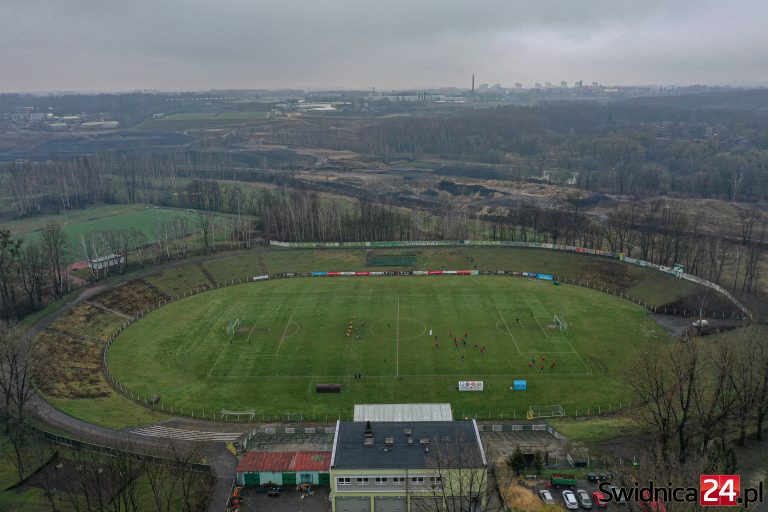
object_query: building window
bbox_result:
[375,477,388,485]
[393,477,406,485]
[429,476,442,487]
[356,478,369,485]
[338,477,351,486]
[411,476,425,484]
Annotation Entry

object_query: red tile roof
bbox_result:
[236,451,331,473]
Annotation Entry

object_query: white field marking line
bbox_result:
[245,319,259,343]
[542,305,590,373]
[522,351,578,355]
[275,305,297,356]
[495,305,522,354]
[533,315,551,339]
[284,321,300,339]
[396,295,400,378]
[208,327,238,378]
[492,320,566,350]
[207,372,596,379]
[368,318,426,341]
[216,355,278,359]
[565,336,591,373]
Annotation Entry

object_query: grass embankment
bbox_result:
[36,245,709,428]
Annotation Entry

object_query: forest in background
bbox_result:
[1,89,768,318]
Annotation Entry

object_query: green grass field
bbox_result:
[108,275,670,419]
[2,204,200,248]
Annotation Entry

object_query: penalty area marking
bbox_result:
[208,310,298,376]
[275,306,297,356]
[494,305,522,354]
[493,319,576,354]
[533,315,565,340]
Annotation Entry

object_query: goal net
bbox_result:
[226,318,241,336]
[528,405,565,418]
[219,409,255,421]
[553,315,568,332]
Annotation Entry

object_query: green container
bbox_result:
[550,474,577,487]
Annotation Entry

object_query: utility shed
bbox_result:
[88,254,124,271]
[236,451,331,486]
[353,403,453,422]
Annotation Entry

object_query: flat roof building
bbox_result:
[330,420,487,512]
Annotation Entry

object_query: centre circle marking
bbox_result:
[370,318,427,340]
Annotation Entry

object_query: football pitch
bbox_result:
[107,276,670,418]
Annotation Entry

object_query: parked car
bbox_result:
[563,490,580,510]
[692,319,709,327]
[592,491,608,508]
[576,489,593,509]
[539,489,556,505]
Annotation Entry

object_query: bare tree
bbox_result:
[41,222,69,298]
[728,331,762,446]
[143,438,213,512]
[409,433,499,512]
[0,321,43,479]
[627,340,703,462]
[692,340,735,454]
[612,446,709,512]
[751,326,768,440]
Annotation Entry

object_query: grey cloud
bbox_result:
[1,0,767,91]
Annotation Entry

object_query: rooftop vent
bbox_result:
[364,420,373,439]
[385,437,394,445]
[403,428,412,436]
[419,438,430,445]
[364,438,374,447]
[407,438,414,444]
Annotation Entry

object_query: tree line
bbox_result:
[622,327,768,508]
[1,182,764,319]
[1,145,765,319]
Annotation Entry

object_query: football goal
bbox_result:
[553,314,568,332]
[226,318,241,337]
[528,405,565,419]
[219,409,255,421]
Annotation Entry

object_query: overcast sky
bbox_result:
[1,0,767,93]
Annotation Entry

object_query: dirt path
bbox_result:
[84,300,133,319]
